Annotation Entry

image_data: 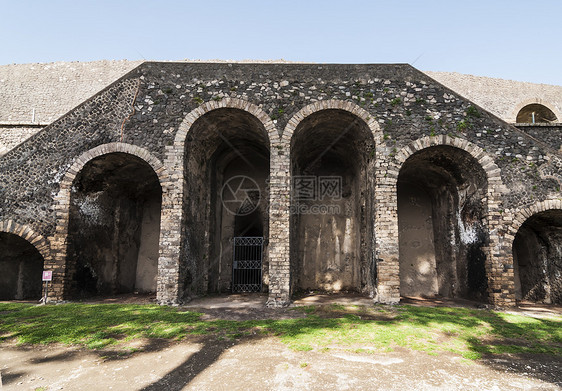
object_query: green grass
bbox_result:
[0,303,560,360]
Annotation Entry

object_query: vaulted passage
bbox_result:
[67,153,162,298]
[183,109,269,297]
[516,104,557,124]
[513,209,562,304]
[290,109,376,294]
[0,233,44,300]
[398,146,488,301]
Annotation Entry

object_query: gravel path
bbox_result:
[1,337,560,390]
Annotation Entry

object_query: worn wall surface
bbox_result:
[2,60,561,158]
[514,124,562,152]
[425,71,562,123]
[397,145,489,301]
[0,232,44,300]
[398,183,438,297]
[0,61,560,307]
[0,60,142,156]
[0,60,142,123]
[65,152,161,298]
[513,210,562,304]
[290,109,375,294]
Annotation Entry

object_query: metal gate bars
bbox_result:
[232,236,264,292]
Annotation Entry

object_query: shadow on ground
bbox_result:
[140,338,235,391]
[1,293,560,389]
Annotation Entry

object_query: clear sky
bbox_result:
[2,0,561,85]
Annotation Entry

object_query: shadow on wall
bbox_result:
[513,209,562,304]
[0,232,44,300]
[66,152,162,299]
[182,108,270,299]
[398,145,489,301]
[290,109,376,296]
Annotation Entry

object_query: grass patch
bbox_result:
[0,303,560,360]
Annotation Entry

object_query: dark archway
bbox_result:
[183,108,270,297]
[513,209,562,304]
[66,152,162,298]
[397,145,488,301]
[516,104,557,124]
[290,109,376,294]
[0,232,44,300]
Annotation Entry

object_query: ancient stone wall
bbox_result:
[0,60,142,156]
[425,71,562,123]
[2,61,561,158]
[0,62,560,306]
[0,126,43,156]
[0,60,142,123]
[515,124,562,152]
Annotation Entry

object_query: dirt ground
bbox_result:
[1,293,561,391]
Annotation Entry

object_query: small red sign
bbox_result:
[42,271,53,282]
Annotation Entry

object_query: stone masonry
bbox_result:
[3,60,562,158]
[0,60,142,157]
[0,62,561,306]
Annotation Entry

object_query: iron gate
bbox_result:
[232,236,264,292]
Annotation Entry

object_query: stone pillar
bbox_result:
[486,173,516,307]
[373,159,400,304]
[48,179,74,301]
[266,141,291,307]
[155,195,183,305]
[46,234,68,301]
[158,145,184,305]
[486,242,516,307]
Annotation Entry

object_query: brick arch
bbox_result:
[388,135,510,304]
[50,142,171,301]
[173,97,278,150]
[282,99,380,301]
[54,141,170,238]
[167,97,278,182]
[393,135,505,191]
[0,220,50,261]
[159,98,279,304]
[512,99,562,124]
[59,142,169,192]
[508,200,562,238]
[282,99,382,143]
[507,200,562,304]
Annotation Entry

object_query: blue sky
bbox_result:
[2,0,561,85]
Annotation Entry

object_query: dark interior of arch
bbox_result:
[0,232,44,300]
[67,152,162,298]
[183,108,270,297]
[516,104,558,123]
[290,109,376,295]
[397,145,489,301]
[513,209,562,304]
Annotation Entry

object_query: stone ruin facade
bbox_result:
[0,62,561,307]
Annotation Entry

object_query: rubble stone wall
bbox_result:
[425,71,562,123]
[0,62,560,306]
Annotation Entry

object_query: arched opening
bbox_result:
[183,108,270,297]
[516,104,557,124]
[397,145,488,301]
[0,232,44,300]
[66,152,162,298]
[513,209,562,304]
[290,109,376,294]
